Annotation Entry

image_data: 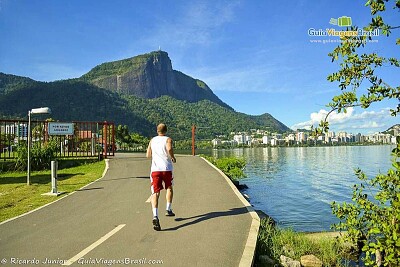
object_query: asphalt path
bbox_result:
[0,154,256,267]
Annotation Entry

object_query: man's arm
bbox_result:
[146,139,152,158]
[166,138,176,163]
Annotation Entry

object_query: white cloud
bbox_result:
[311,107,355,124]
[344,121,385,129]
[195,65,293,93]
[291,107,393,133]
[190,49,301,93]
[142,0,240,48]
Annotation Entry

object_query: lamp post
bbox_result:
[27,107,51,185]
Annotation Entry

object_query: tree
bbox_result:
[315,1,400,266]
[115,125,131,148]
[114,124,149,151]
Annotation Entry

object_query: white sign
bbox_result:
[48,122,74,135]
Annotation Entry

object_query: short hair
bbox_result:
[157,123,167,134]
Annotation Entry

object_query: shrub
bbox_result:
[331,137,400,266]
[204,156,246,181]
[256,218,348,266]
[15,139,59,171]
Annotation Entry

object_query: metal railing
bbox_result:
[0,120,115,160]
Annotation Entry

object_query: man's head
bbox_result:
[157,123,167,135]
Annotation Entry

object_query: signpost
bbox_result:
[42,122,73,195]
[48,122,74,135]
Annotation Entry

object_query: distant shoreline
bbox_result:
[170,142,396,155]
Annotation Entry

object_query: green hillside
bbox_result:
[0,76,154,135]
[0,64,291,140]
[80,53,149,81]
[123,95,290,140]
[0,73,36,94]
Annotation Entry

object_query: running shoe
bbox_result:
[152,217,161,231]
[165,210,175,216]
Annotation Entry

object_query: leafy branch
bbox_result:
[313,1,400,266]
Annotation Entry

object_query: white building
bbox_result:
[326,131,335,138]
[244,135,252,145]
[337,132,349,143]
[355,133,362,143]
[271,138,278,146]
[391,136,397,144]
[211,139,222,147]
[233,133,252,145]
[3,124,28,137]
[285,134,296,145]
[262,136,271,145]
[233,134,245,145]
[271,138,285,146]
[366,133,391,144]
[296,132,308,143]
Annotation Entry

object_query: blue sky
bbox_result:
[0,0,399,134]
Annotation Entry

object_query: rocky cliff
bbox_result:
[81,51,232,109]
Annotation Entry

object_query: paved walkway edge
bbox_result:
[201,157,260,267]
[0,159,110,226]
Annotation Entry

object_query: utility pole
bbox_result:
[191,125,210,156]
[192,125,196,156]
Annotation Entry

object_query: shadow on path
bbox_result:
[162,207,249,231]
[76,187,104,192]
[100,176,149,182]
[0,173,83,185]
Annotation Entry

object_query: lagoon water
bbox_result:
[203,145,395,232]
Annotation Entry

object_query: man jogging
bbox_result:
[146,123,177,231]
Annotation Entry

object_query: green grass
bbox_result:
[0,160,105,222]
[0,151,17,158]
[255,218,351,267]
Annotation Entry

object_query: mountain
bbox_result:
[248,113,290,133]
[0,73,36,94]
[123,95,290,139]
[0,51,291,139]
[0,76,155,133]
[80,51,232,109]
[382,124,400,136]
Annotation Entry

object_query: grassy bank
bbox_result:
[255,218,354,267]
[0,160,106,222]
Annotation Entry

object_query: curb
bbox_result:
[0,159,110,226]
[201,157,260,267]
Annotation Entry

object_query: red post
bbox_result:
[111,123,115,156]
[191,125,196,156]
[103,121,108,159]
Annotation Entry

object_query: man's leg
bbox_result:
[151,192,160,217]
[166,186,173,203]
[151,172,162,231]
[166,186,173,208]
[165,186,175,216]
[151,192,161,231]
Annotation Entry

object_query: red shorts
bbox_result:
[150,171,173,194]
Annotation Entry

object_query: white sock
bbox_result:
[152,208,158,218]
[166,202,172,211]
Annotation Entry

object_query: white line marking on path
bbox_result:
[63,224,126,266]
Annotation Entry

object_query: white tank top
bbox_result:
[150,136,173,172]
